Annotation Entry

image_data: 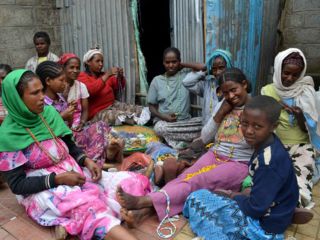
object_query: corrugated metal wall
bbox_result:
[170,0,204,114]
[58,0,137,103]
[170,0,204,63]
[205,0,282,93]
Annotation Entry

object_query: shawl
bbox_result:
[0,69,72,152]
[273,48,318,125]
[206,49,232,74]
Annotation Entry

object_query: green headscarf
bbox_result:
[0,69,72,152]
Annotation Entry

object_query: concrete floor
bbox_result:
[0,182,319,240]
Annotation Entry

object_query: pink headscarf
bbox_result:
[58,53,80,66]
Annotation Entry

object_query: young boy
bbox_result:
[183,95,299,239]
[25,31,59,72]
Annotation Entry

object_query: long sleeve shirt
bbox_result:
[182,71,219,125]
[1,135,86,195]
[78,72,125,119]
[234,135,299,234]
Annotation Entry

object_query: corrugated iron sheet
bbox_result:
[58,0,137,103]
[170,0,204,114]
[205,0,281,93]
[170,0,204,62]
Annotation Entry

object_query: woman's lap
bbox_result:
[285,143,315,208]
[149,151,248,220]
[183,189,284,240]
[20,170,151,239]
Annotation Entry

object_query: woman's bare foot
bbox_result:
[117,186,153,210]
[120,208,154,228]
[107,138,125,162]
[154,165,164,185]
[55,225,68,240]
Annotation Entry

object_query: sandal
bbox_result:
[292,208,314,224]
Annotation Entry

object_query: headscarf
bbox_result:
[283,52,304,68]
[0,69,72,152]
[272,48,317,123]
[58,53,79,66]
[83,49,103,64]
[206,49,232,75]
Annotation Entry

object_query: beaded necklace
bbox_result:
[25,114,67,164]
[213,108,242,160]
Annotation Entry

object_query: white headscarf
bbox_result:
[273,48,318,123]
[83,49,103,64]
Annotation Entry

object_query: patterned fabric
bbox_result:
[285,143,315,208]
[183,190,284,240]
[73,121,110,168]
[44,94,68,114]
[148,151,248,220]
[153,118,202,149]
[45,92,110,165]
[91,101,147,126]
[0,139,151,240]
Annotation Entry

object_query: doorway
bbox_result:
[138,0,171,83]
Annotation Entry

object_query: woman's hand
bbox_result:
[280,102,307,132]
[162,113,177,122]
[60,105,75,123]
[214,100,233,123]
[72,122,84,132]
[84,158,102,182]
[54,171,86,186]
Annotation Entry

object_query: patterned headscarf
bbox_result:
[282,52,304,68]
[83,49,103,64]
[58,53,80,66]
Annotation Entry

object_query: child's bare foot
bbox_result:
[117,186,153,210]
[120,208,154,228]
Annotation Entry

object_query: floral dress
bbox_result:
[45,89,110,166]
[0,138,151,240]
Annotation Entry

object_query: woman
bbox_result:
[25,31,59,72]
[182,49,232,125]
[78,49,147,125]
[118,68,253,232]
[0,69,151,240]
[36,60,123,166]
[0,64,12,124]
[261,48,318,209]
[147,47,203,148]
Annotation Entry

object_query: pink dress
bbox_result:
[45,85,109,167]
[0,139,151,240]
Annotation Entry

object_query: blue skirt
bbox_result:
[183,189,284,240]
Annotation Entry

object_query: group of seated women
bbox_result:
[0,31,318,240]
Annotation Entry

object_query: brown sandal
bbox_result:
[292,208,314,224]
